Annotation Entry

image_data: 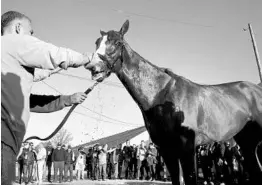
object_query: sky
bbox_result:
[1,0,262,146]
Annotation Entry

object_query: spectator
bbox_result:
[136,140,147,180]
[108,147,118,179]
[146,143,157,181]
[122,140,133,179]
[97,144,108,181]
[22,143,36,183]
[64,145,75,182]
[75,147,86,180]
[130,144,137,179]
[52,143,66,183]
[91,145,99,180]
[198,145,213,184]
[117,144,124,179]
[36,143,46,184]
[46,144,53,183]
[107,148,114,179]
[17,142,29,184]
[30,143,38,183]
[86,148,93,179]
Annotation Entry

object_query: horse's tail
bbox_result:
[255,140,262,172]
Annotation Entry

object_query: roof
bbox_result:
[73,126,147,151]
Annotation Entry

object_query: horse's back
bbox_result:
[173,79,262,141]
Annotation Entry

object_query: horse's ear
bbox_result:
[120,20,129,36]
[100,30,106,36]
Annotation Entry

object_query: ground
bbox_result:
[14,179,172,185]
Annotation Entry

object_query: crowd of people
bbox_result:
[16,140,170,184]
[16,138,250,185]
[196,141,249,185]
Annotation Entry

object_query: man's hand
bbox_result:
[83,52,93,66]
[84,52,95,70]
[70,92,87,104]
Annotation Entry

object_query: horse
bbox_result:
[86,20,262,185]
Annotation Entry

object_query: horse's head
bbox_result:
[87,20,129,82]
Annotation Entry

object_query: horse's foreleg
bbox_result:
[179,141,196,185]
[159,147,180,185]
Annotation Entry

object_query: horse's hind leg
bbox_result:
[234,121,262,185]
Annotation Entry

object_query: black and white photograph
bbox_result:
[1,0,262,185]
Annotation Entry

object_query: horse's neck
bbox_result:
[116,43,172,110]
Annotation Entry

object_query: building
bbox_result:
[73,126,150,151]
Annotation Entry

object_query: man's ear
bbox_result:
[15,23,21,34]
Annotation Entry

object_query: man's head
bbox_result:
[141,140,145,148]
[97,146,102,151]
[23,142,29,149]
[149,143,154,148]
[29,142,34,151]
[38,143,44,149]
[57,143,62,150]
[1,11,33,36]
[126,140,130,146]
[118,143,122,149]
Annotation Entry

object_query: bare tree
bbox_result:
[47,128,73,146]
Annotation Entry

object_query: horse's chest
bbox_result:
[143,102,184,146]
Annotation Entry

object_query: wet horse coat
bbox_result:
[88,20,262,185]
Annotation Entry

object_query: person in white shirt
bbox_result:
[136,140,147,180]
[36,143,46,183]
[75,147,86,180]
[1,10,94,185]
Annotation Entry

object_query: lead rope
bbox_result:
[24,82,100,142]
[255,140,262,171]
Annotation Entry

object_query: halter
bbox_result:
[99,41,125,74]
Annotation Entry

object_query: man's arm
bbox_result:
[2,34,92,70]
[51,150,55,162]
[33,68,62,82]
[30,92,87,113]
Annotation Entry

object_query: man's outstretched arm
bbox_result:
[2,34,93,70]
[30,92,87,113]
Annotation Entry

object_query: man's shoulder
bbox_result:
[2,34,39,43]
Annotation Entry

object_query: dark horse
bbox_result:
[86,20,262,185]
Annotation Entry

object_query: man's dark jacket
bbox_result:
[52,148,66,162]
[2,94,72,155]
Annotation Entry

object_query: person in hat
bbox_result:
[64,145,75,182]
[52,143,66,182]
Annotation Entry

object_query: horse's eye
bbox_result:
[115,41,122,46]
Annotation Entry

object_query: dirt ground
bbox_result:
[14,179,172,185]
